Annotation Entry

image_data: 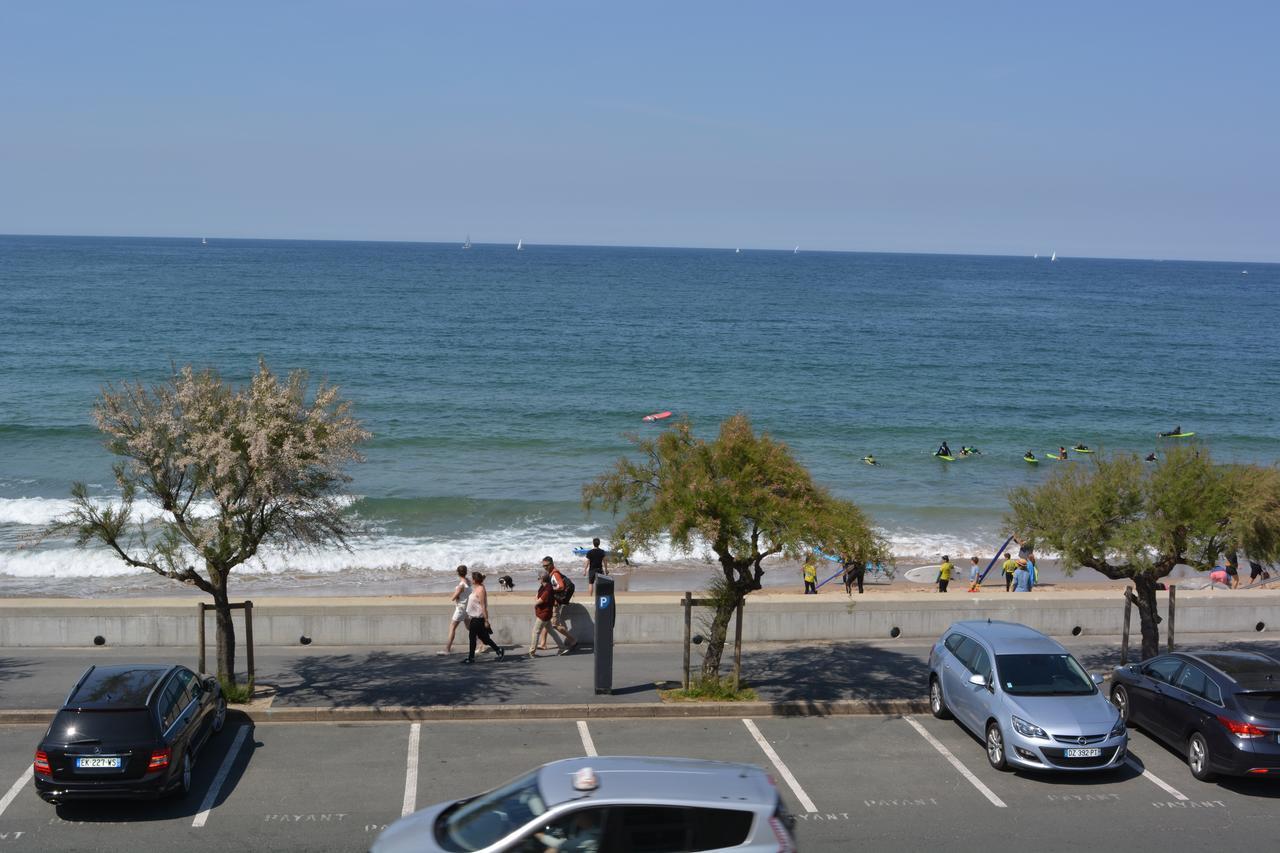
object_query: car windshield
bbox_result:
[1235,692,1280,718]
[48,709,155,743]
[436,772,547,851]
[996,654,1096,696]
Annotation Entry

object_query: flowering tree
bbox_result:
[584,414,887,680]
[47,361,369,685]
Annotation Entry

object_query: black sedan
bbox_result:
[1110,650,1280,781]
[34,663,227,802]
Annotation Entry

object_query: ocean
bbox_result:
[1,235,1276,596]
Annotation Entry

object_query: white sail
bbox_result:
[793,246,799,254]
[463,235,472,250]
[201,238,207,245]
[517,239,522,251]
[1050,251,1056,262]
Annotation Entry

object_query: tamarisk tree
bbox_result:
[1008,445,1280,660]
[584,414,888,680]
[47,361,369,684]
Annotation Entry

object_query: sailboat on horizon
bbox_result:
[201,237,207,246]
[1051,251,1057,262]
[793,245,799,254]
[516,239,523,251]
[463,235,472,250]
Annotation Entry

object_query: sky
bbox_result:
[1,1,1277,261]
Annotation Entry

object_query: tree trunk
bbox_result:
[211,586,237,684]
[1132,574,1161,660]
[699,595,739,681]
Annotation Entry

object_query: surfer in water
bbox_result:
[1145,452,1157,462]
[863,455,878,466]
[1073,443,1089,452]
[960,445,981,456]
[1159,425,1183,437]
[1024,450,1037,462]
[936,441,952,458]
[1056,446,1068,460]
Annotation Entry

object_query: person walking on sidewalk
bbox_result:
[542,557,579,653]
[529,569,566,657]
[443,564,471,654]
[937,555,953,593]
[803,556,818,594]
[464,571,504,663]
[584,537,609,597]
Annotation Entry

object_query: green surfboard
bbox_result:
[935,454,956,461]
[1159,431,1196,438]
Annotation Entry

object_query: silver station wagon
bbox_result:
[372,755,797,852]
[928,620,1127,772]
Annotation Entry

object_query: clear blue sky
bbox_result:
[2,1,1276,261]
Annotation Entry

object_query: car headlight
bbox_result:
[1110,716,1127,739]
[1011,715,1048,739]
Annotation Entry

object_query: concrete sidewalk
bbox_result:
[2,634,1276,723]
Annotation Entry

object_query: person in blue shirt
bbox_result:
[1012,559,1033,592]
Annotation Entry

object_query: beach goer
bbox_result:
[936,441,952,458]
[1056,446,1068,460]
[842,560,866,595]
[463,571,504,663]
[1024,451,1037,462]
[1159,425,1183,437]
[863,455,878,466]
[1012,559,1032,592]
[803,556,818,594]
[1249,561,1273,583]
[1224,551,1240,589]
[1145,452,1157,462]
[1209,567,1230,586]
[961,445,980,457]
[584,537,609,597]
[1001,552,1018,591]
[528,569,565,657]
[967,556,982,592]
[937,555,953,593]
[443,564,471,654]
[1073,443,1089,452]
[616,534,632,566]
[542,557,579,652]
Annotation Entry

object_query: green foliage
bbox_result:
[218,678,255,704]
[660,677,758,703]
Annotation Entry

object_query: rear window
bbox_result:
[48,709,155,743]
[1235,692,1280,718]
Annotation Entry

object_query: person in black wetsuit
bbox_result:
[1145,452,1157,462]
[583,537,609,597]
[936,441,952,458]
[1158,425,1183,437]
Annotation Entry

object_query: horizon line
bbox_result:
[0,231,1272,267]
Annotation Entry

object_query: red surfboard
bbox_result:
[642,410,673,422]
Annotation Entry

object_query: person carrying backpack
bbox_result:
[541,556,579,653]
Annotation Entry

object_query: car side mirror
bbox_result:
[1091,673,1104,685]
[968,673,986,687]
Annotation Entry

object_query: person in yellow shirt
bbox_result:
[803,557,818,594]
[1001,552,1018,591]
[937,555,953,593]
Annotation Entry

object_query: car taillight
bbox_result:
[148,747,171,770]
[33,750,50,775]
[768,816,795,853]
[1217,716,1266,738]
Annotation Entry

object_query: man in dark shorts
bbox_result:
[1224,551,1240,589]
[1250,561,1272,583]
[584,537,609,596]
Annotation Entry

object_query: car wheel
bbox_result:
[1111,685,1130,725]
[986,722,1009,771]
[174,752,193,798]
[929,676,952,720]
[1187,732,1216,782]
[211,696,227,734]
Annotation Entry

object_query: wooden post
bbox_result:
[1120,587,1133,666]
[682,592,692,690]
[244,600,256,687]
[732,600,744,692]
[1167,585,1176,653]
[197,602,206,674]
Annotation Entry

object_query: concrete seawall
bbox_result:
[1,590,1276,647]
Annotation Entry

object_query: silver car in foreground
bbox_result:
[928,620,1127,772]
[371,755,797,852]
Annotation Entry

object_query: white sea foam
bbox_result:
[0,496,224,526]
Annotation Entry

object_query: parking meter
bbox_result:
[593,575,616,695]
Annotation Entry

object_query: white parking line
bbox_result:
[192,725,251,828]
[1125,757,1188,801]
[402,723,421,817]
[904,717,1007,808]
[577,721,597,757]
[741,719,818,814]
[0,766,33,818]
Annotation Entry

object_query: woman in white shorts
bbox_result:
[444,565,471,653]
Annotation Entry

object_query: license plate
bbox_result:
[76,757,121,769]
[1065,748,1102,758]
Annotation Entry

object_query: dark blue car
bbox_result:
[1110,650,1280,781]
[34,663,227,802]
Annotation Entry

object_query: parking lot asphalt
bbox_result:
[1,713,1277,852]
[4,635,1277,712]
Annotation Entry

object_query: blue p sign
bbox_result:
[599,595,612,609]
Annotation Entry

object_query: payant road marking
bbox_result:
[192,725,251,827]
[577,721,598,757]
[1124,757,1188,801]
[741,719,818,814]
[0,766,33,819]
[904,717,1007,808]
[402,723,421,817]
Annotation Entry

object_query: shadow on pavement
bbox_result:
[738,641,928,702]
[272,650,529,706]
[49,718,255,823]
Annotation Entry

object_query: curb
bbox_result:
[0,698,929,726]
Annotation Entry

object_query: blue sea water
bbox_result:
[1,235,1276,593]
